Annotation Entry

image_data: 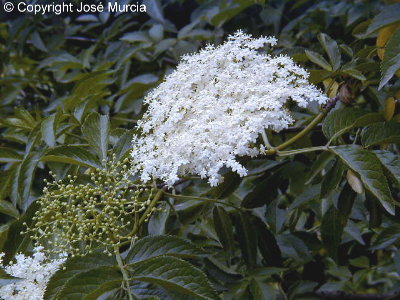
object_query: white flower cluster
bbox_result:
[132,30,328,186]
[0,247,66,300]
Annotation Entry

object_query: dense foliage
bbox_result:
[1,0,400,299]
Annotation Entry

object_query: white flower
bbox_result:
[0,247,66,300]
[131,30,328,186]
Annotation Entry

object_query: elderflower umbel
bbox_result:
[131,30,328,186]
[0,247,66,300]
[26,157,156,256]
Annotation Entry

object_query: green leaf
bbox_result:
[120,74,159,93]
[249,279,277,299]
[10,165,20,206]
[266,199,286,234]
[143,0,165,23]
[12,109,37,130]
[234,211,257,268]
[322,108,368,139]
[0,202,39,263]
[120,31,150,43]
[305,50,332,71]
[41,114,56,147]
[130,281,170,299]
[69,71,114,101]
[213,206,235,255]
[148,203,169,235]
[366,4,400,35]
[309,69,331,84]
[276,234,312,263]
[112,129,134,161]
[289,185,320,210]
[345,220,365,245]
[330,145,394,215]
[44,252,116,300]
[320,159,345,198]
[362,121,400,147]
[374,150,400,187]
[56,266,122,300]
[370,224,400,251]
[126,235,204,264]
[352,113,385,128]
[341,69,366,81]
[350,256,369,268]
[379,28,400,89]
[26,129,41,154]
[321,184,356,259]
[38,53,83,70]
[149,24,164,41]
[30,31,47,52]
[366,194,382,229]
[0,170,13,201]
[320,206,344,259]
[17,152,39,209]
[253,217,282,267]
[0,200,19,219]
[210,2,254,27]
[82,113,110,162]
[306,152,335,184]
[41,146,102,169]
[128,256,217,300]
[206,172,241,199]
[0,147,22,163]
[318,33,341,71]
[241,175,280,208]
[245,159,284,177]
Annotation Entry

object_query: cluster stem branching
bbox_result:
[127,188,164,237]
[264,97,339,156]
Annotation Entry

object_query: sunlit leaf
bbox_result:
[330,145,394,214]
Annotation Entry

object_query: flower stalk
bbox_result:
[114,246,134,300]
[264,112,326,155]
[276,145,330,156]
[127,188,164,237]
[264,96,339,156]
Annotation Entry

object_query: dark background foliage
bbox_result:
[1,0,400,299]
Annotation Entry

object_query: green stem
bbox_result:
[114,246,134,300]
[265,112,326,155]
[127,188,164,237]
[276,146,330,156]
[261,130,273,149]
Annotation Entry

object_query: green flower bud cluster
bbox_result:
[25,158,155,256]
